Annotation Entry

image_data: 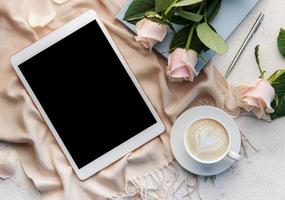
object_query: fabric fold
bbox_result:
[0,149,18,179]
[0,0,240,199]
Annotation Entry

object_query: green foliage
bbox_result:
[176,10,203,22]
[196,22,228,54]
[268,70,285,120]
[254,45,266,78]
[124,0,227,54]
[278,28,285,58]
[155,0,173,12]
[172,0,204,7]
[205,0,222,22]
[124,0,155,23]
[170,26,208,53]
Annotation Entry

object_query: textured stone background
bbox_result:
[1,0,285,199]
[0,143,40,200]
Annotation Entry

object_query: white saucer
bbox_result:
[170,106,241,176]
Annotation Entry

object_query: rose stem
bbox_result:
[255,45,265,79]
[185,3,204,49]
[165,0,178,16]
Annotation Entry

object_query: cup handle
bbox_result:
[227,150,241,161]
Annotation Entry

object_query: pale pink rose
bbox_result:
[166,48,198,82]
[135,18,168,50]
[234,79,275,120]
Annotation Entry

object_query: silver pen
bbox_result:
[225,12,265,78]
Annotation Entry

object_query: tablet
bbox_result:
[10,10,165,180]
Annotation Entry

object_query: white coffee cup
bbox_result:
[184,117,241,165]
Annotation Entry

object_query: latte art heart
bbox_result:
[197,128,223,152]
[186,119,229,162]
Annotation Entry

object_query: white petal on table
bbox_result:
[0,149,18,179]
[28,0,56,28]
[52,0,70,4]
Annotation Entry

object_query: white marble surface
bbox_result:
[200,0,285,199]
[0,143,40,200]
[1,0,285,199]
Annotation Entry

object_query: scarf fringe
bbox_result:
[109,161,201,200]
[109,130,257,200]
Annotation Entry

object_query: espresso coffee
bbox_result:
[186,119,229,162]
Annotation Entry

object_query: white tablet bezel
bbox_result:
[10,10,165,180]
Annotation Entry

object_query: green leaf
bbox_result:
[271,96,285,120]
[155,0,173,12]
[170,26,208,53]
[268,69,285,120]
[170,26,189,51]
[269,70,285,99]
[191,30,209,53]
[173,0,203,7]
[268,69,285,85]
[181,3,201,12]
[124,12,146,22]
[196,22,228,54]
[205,0,221,22]
[176,10,203,22]
[169,15,192,25]
[124,0,155,23]
[278,28,285,58]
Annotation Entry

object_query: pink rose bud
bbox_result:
[135,18,168,50]
[166,48,198,82]
[234,79,275,120]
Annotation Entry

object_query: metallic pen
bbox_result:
[225,12,265,78]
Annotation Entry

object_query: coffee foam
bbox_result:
[186,119,229,162]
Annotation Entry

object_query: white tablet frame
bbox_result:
[10,10,165,180]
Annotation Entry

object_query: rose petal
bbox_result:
[28,0,56,28]
[168,48,188,71]
[0,149,18,179]
[136,19,167,41]
[52,0,70,4]
[243,79,275,113]
[167,48,198,82]
[233,79,275,120]
[252,106,267,120]
[168,65,190,78]
[185,49,198,75]
[135,18,167,50]
[242,96,260,108]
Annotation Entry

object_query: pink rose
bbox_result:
[234,79,275,120]
[135,18,168,50]
[166,48,198,82]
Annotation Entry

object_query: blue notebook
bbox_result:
[116,0,260,73]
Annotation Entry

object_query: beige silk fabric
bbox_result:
[0,0,240,199]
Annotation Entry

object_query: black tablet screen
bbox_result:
[18,20,156,168]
